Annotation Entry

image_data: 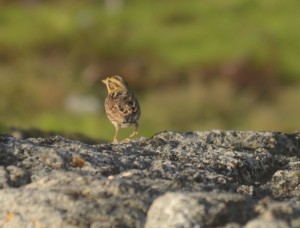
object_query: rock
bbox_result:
[245,197,300,228]
[0,130,299,227]
[145,192,254,228]
[8,127,102,144]
[271,161,300,198]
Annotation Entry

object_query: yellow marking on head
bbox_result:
[103,75,128,93]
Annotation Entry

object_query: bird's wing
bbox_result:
[117,91,140,123]
[106,92,140,124]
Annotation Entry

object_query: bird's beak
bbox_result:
[102,79,107,84]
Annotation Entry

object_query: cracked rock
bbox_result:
[0,131,299,227]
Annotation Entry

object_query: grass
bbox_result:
[0,1,300,79]
[142,82,300,133]
[4,82,300,142]
[6,111,155,141]
[0,1,300,139]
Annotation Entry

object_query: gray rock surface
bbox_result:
[0,130,299,227]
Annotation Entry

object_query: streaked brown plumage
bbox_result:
[102,75,141,143]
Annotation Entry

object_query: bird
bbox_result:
[102,75,141,143]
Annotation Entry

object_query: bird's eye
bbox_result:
[108,84,114,90]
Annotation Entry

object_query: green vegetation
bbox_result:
[0,0,300,140]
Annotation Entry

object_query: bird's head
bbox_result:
[102,75,128,93]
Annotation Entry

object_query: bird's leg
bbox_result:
[129,122,139,138]
[113,126,119,144]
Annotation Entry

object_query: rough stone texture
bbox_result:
[145,192,254,227]
[0,130,299,227]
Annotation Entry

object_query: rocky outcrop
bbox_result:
[0,131,299,227]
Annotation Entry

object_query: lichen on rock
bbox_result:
[0,131,299,227]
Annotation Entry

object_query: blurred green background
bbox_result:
[0,0,300,142]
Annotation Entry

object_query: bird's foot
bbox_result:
[129,131,138,138]
[123,138,131,143]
